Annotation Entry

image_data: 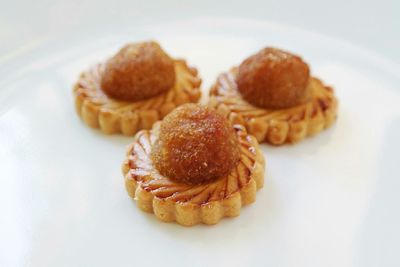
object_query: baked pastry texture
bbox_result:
[209,47,338,145]
[122,104,265,226]
[73,41,201,135]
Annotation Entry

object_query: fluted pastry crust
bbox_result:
[122,123,265,226]
[73,60,201,135]
[209,68,338,145]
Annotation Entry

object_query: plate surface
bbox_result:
[1,18,400,267]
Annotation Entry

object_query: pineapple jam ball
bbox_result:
[236,47,310,109]
[101,41,176,101]
[151,104,240,185]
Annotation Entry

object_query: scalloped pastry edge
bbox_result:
[73,60,202,136]
[209,75,338,145]
[122,128,265,226]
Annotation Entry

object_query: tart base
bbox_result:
[209,68,338,145]
[122,123,265,226]
[74,60,201,135]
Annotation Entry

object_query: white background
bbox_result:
[0,0,400,64]
[1,1,400,267]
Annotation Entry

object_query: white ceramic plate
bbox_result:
[1,18,400,267]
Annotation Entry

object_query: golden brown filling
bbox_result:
[101,41,175,101]
[236,47,310,109]
[151,104,240,185]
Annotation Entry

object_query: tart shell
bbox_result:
[122,123,265,226]
[209,68,338,145]
[74,60,201,135]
